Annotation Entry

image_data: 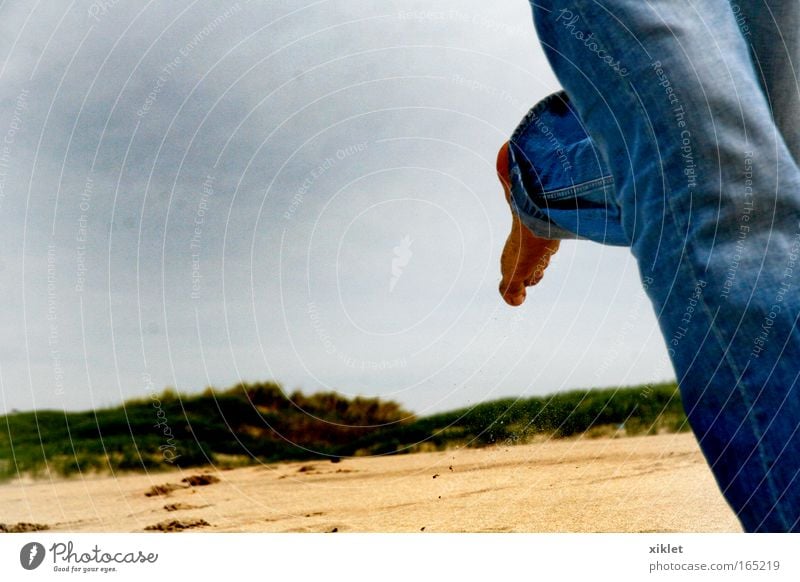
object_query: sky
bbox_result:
[0,0,674,416]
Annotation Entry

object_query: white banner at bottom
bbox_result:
[0,533,797,581]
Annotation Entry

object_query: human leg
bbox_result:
[507,0,798,244]
[529,0,800,531]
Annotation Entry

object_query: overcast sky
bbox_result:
[0,0,673,415]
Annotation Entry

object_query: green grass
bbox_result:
[0,381,687,481]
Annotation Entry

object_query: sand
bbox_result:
[0,432,741,533]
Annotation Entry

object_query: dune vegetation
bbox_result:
[0,381,688,481]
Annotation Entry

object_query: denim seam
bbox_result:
[540,175,615,200]
[567,0,784,528]
[509,188,580,240]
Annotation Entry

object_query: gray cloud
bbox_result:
[0,0,672,414]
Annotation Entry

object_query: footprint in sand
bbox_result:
[145,474,220,497]
[144,518,210,532]
[0,522,50,533]
[163,503,211,512]
[144,483,189,497]
[181,474,220,486]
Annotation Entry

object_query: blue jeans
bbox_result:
[510,0,800,531]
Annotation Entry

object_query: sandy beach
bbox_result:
[0,433,741,533]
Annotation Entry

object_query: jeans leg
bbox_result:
[736,0,800,162]
[530,0,800,531]
[510,1,799,245]
[507,91,627,245]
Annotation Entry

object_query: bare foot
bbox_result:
[496,142,560,306]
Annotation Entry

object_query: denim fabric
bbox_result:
[510,1,800,246]
[520,0,800,531]
[508,91,627,245]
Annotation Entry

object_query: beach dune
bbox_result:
[0,433,740,533]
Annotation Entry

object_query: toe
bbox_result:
[500,280,527,306]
